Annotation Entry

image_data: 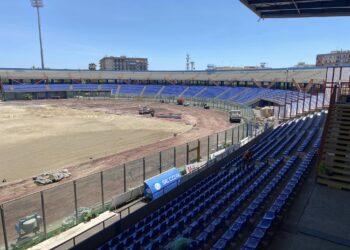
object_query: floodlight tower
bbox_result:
[31,0,45,69]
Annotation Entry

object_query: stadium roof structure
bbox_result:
[240,0,350,18]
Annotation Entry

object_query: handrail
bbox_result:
[315,85,338,171]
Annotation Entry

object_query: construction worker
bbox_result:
[242,150,253,170]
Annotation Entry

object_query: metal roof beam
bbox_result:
[241,0,350,18]
[255,1,350,11]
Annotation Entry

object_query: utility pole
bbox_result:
[31,0,45,69]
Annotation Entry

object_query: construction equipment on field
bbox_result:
[15,213,42,240]
[229,110,242,123]
[177,96,184,105]
[139,106,155,117]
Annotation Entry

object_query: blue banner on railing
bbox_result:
[144,168,182,201]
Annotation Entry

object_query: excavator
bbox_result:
[139,106,155,117]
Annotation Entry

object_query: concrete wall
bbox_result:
[0,67,327,83]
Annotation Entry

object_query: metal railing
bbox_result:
[0,98,259,250]
[50,132,266,250]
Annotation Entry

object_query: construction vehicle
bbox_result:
[139,106,155,117]
[229,110,242,123]
[15,213,42,241]
[177,97,184,105]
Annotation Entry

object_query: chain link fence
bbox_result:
[0,97,261,250]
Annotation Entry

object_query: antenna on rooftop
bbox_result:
[186,54,190,71]
[190,61,195,71]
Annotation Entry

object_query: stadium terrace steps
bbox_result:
[183,86,206,97]
[155,86,165,96]
[160,85,187,97]
[95,112,324,250]
[116,85,121,95]
[193,87,207,98]
[119,85,145,95]
[143,85,162,96]
[214,88,231,99]
[197,86,228,99]
[2,84,322,110]
[318,101,350,190]
[140,86,147,96]
[178,86,189,97]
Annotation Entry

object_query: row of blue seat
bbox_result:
[297,128,318,152]
[3,84,316,106]
[99,170,232,249]
[142,164,264,249]
[98,112,324,250]
[242,151,316,250]
[211,156,297,250]
[283,131,306,156]
[101,150,277,250]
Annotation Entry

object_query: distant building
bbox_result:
[294,62,315,68]
[100,56,148,71]
[316,50,350,66]
[88,63,97,70]
[207,65,270,71]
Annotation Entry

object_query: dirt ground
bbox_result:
[0,99,232,203]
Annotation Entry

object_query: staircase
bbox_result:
[178,86,189,97]
[140,86,147,96]
[318,90,350,190]
[155,86,165,96]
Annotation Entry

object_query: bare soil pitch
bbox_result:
[0,99,232,203]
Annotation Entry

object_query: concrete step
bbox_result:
[318,173,350,183]
[324,161,350,169]
[323,154,350,163]
[317,177,350,191]
[324,144,350,151]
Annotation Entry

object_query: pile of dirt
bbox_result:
[32,169,71,185]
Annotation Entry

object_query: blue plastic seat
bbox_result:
[229,222,242,233]
[140,234,150,246]
[182,227,193,238]
[251,227,266,240]
[204,223,217,234]
[243,237,261,249]
[144,241,158,250]
[122,236,133,247]
[155,234,167,245]
[212,239,228,250]
[263,211,275,221]
[196,231,209,246]
[257,219,272,230]
[221,229,238,243]
[131,230,142,240]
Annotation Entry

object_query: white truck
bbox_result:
[229,110,242,123]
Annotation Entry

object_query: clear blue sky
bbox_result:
[0,0,350,70]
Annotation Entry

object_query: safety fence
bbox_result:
[50,142,248,250]
[0,99,262,250]
[108,94,254,120]
[272,83,343,120]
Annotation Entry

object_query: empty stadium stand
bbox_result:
[75,111,325,250]
[2,84,328,118]
[119,85,145,95]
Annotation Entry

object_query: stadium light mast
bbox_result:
[31,0,45,69]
